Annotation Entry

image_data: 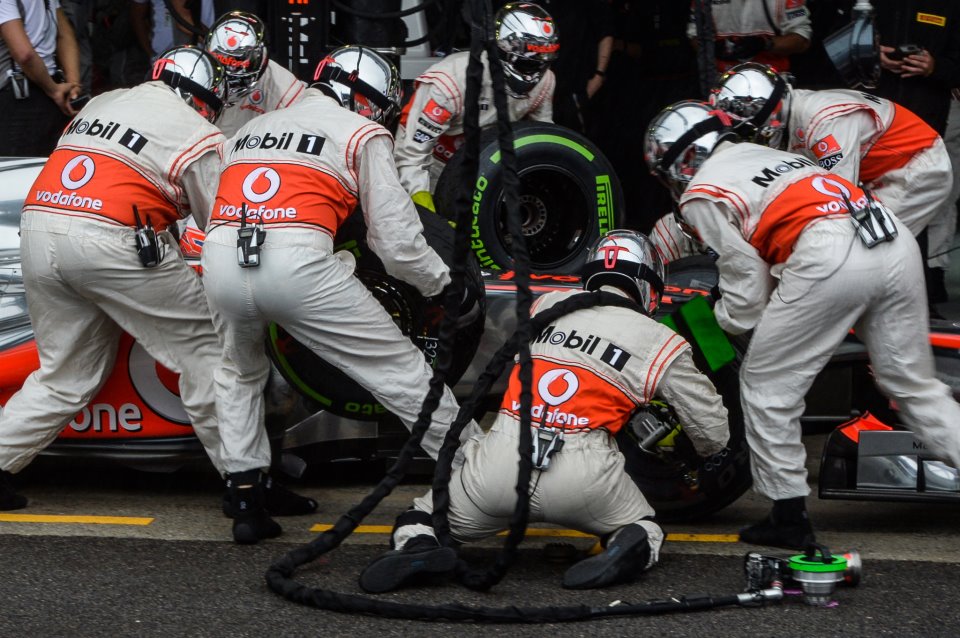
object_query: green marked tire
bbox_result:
[434,121,623,274]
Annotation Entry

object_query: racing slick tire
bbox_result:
[620,255,752,522]
[265,208,486,421]
[433,121,623,274]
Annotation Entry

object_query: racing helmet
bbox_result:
[581,230,665,315]
[495,2,559,98]
[204,11,268,106]
[644,100,734,201]
[152,46,228,123]
[312,45,402,126]
[712,62,790,149]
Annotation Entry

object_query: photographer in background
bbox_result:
[873,0,960,308]
[0,0,82,156]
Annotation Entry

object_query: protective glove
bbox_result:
[411,190,437,213]
[432,280,482,325]
[716,36,771,62]
[708,284,722,310]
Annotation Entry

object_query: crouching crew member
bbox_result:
[0,47,314,531]
[200,46,484,544]
[359,230,730,592]
[645,100,960,550]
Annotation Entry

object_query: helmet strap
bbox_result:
[156,68,224,115]
[658,114,729,179]
[747,71,786,132]
[315,64,394,113]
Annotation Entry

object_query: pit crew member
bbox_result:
[200,46,483,544]
[0,46,316,528]
[712,62,952,241]
[687,0,812,74]
[393,1,558,211]
[205,10,305,138]
[645,100,960,549]
[358,230,729,593]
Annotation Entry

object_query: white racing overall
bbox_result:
[680,141,960,500]
[393,50,555,197]
[0,82,228,474]
[786,87,952,239]
[400,287,730,567]
[201,89,481,474]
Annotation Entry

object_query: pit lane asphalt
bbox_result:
[2,436,960,637]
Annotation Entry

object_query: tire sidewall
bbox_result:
[435,122,624,274]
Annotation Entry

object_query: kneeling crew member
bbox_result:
[359,230,730,592]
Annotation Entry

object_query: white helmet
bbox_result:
[152,45,228,123]
[495,2,559,98]
[312,45,402,126]
[581,230,665,315]
[644,100,734,201]
[712,62,790,149]
[205,11,268,106]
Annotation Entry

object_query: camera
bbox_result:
[70,93,91,111]
[888,44,922,61]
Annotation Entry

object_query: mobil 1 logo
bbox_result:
[233,131,326,156]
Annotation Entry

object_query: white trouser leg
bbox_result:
[412,419,658,549]
[202,227,479,471]
[1,214,226,474]
[0,228,120,472]
[200,234,272,474]
[855,226,960,469]
[741,220,901,500]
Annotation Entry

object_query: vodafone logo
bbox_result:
[811,176,852,200]
[538,368,579,406]
[61,155,96,189]
[242,167,281,203]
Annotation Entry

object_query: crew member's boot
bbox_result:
[562,523,653,589]
[359,509,457,593]
[222,473,317,517]
[225,469,282,545]
[739,496,815,550]
[0,469,27,511]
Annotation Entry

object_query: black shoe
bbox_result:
[359,535,457,594]
[225,470,283,545]
[739,497,816,550]
[562,524,651,590]
[222,474,317,517]
[0,470,26,511]
[264,475,318,516]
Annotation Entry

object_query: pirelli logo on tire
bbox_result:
[596,174,615,236]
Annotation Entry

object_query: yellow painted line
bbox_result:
[0,514,154,526]
[309,524,738,543]
[667,533,739,543]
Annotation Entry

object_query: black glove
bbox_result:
[708,284,722,310]
[715,36,771,61]
[433,280,481,321]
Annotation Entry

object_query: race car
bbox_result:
[4,149,960,522]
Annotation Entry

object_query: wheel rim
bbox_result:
[494,165,592,271]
